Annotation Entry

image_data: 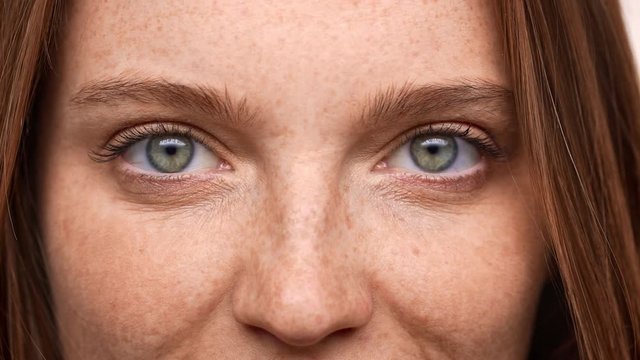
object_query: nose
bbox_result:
[233,255,373,346]
[231,171,373,347]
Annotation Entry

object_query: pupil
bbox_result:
[426,145,440,155]
[165,146,177,156]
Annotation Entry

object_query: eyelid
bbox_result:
[89,122,233,166]
[374,122,506,171]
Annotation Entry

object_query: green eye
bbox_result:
[146,135,194,173]
[409,135,458,172]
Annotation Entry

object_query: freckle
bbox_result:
[412,247,420,256]
[345,212,353,230]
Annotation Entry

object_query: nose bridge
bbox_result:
[272,157,344,245]
[232,156,372,346]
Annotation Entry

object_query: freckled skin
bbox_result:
[37,1,546,359]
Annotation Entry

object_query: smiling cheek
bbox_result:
[41,167,243,356]
[369,185,545,358]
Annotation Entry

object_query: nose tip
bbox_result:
[257,293,370,346]
[233,275,373,347]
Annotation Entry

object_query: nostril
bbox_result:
[244,318,360,347]
[327,327,357,341]
[233,289,373,348]
[254,314,335,346]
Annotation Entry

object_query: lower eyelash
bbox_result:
[89,123,206,163]
[387,161,488,189]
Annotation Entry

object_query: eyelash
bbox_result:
[90,123,211,162]
[391,122,506,161]
[90,121,505,173]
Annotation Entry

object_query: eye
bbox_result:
[386,133,481,174]
[122,134,222,174]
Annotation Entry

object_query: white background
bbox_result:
[621,0,640,68]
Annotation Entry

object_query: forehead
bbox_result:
[58,0,505,111]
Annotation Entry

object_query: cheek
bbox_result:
[40,165,240,354]
[368,189,546,358]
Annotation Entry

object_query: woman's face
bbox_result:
[38,1,546,359]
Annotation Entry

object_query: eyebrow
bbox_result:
[358,80,513,128]
[70,76,512,129]
[70,76,258,127]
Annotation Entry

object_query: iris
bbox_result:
[146,135,194,173]
[409,135,458,172]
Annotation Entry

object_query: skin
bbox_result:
[37,1,547,359]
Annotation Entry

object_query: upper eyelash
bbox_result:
[395,122,506,160]
[90,122,505,166]
[89,123,208,163]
